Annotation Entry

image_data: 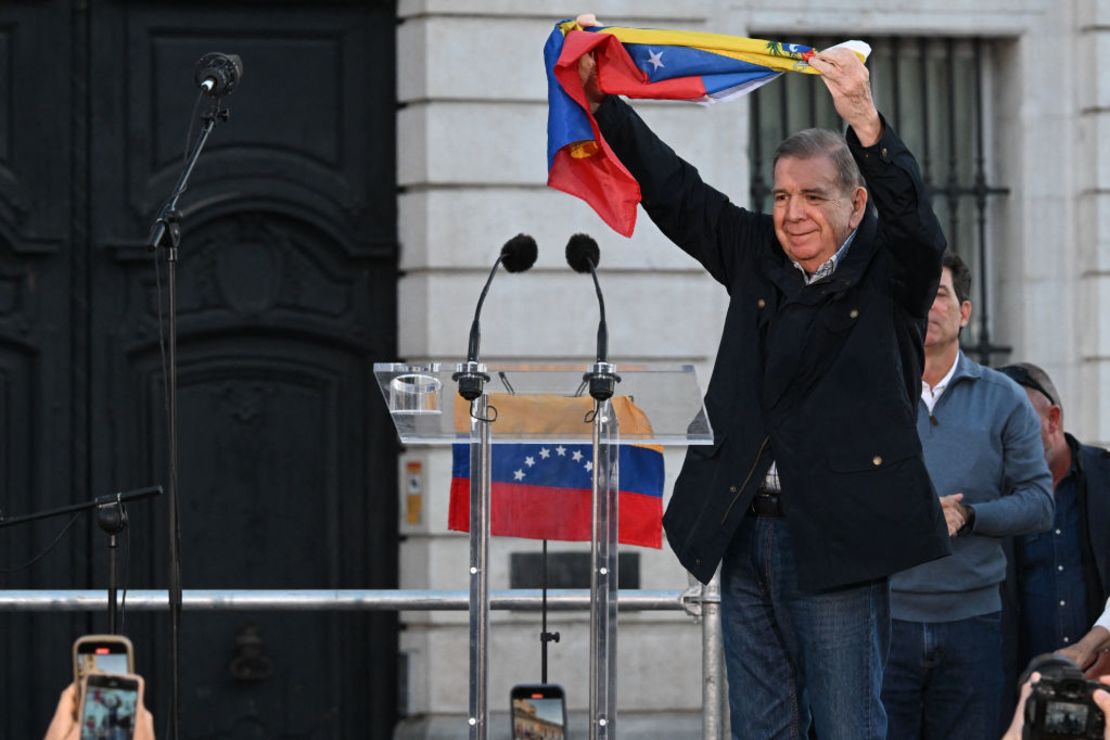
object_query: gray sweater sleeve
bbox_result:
[970,392,1054,536]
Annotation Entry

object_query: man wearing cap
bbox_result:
[998,362,1110,677]
[881,252,1054,739]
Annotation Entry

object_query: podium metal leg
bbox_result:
[702,570,724,740]
[590,400,619,738]
[468,396,492,740]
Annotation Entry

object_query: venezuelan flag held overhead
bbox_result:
[544,19,870,236]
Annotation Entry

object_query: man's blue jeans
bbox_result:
[721,513,890,740]
[881,613,1004,740]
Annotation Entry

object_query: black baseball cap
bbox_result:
[998,362,1059,407]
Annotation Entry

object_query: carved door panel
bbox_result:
[0,2,91,737]
[0,1,399,737]
[103,213,399,738]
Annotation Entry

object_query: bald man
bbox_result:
[999,363,1110,673]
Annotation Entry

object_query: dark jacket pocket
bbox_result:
[825,432,920,473]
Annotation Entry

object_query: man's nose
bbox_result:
[784,195,805,220]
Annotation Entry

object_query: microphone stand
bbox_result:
[451,237,535,739]
[579,255,620,739]
[0,486,163,634]
[539,539,560,684]
[147,93,230,740]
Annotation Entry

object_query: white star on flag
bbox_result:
[513,469,525,481]
[585,460,593,472]
[646,49,664,70]
[539,447,551,459]
[571,450,583,462]
[525,456,535,467]
[556,445,566,456]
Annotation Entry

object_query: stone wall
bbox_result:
[393,1,1103,735]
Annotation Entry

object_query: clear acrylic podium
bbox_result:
[374,362,712,739]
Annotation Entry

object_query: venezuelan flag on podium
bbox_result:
[448,443,664,548]
[447,394,665,548]
[544,19,868,236]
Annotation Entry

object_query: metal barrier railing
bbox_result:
[0,585,725,738]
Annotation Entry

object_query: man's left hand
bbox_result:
[807,47,882,147]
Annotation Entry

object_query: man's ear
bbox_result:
[849,186,868,228]
[1047,404,1063,435]
[958,300,972,328]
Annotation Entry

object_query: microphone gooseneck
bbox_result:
[455,234,537,400]
[466,260,500,364]
[565,233,619,400]
[565,233,608,363]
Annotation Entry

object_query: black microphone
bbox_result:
[454,234,538,400]
[565,233,618,400]
[195,52,243,97]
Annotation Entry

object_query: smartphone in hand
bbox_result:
[511,684,566,739]
[73,635,134,682]
[73,634,134,704]
[78,672,144,740]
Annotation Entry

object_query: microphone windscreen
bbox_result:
[500,234,538,273]
[565,233,600,273]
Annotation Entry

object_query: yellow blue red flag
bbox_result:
[448,442,664,547]
[544,19,869,236]
[447,393,665,547]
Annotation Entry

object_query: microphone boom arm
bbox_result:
[148,100,229,251]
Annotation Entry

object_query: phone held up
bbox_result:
[73,634,134,700]
[511,684,566,740]
[78,672,144,740]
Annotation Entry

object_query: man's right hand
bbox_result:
[939,493,967,537]
[1057,625,1110,673]
[575,14,604,114]
[1058,643,1095,670]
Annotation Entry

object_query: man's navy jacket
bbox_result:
[1004,436,1110,654]
[595,97,951,591]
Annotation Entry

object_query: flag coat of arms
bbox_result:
[544,19,869,236]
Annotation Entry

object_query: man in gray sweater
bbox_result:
[881,252,1053,739]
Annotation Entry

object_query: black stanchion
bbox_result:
[539,539,560,684]
[146,51,241,740]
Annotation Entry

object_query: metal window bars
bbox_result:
[750,35,1010,365]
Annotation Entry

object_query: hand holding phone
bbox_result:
[43,677,156,740]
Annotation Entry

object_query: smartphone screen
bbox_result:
[73,635,134,688]
[511,684,566,739]
[80,674,141,740]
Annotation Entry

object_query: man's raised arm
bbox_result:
[812,47,946,315]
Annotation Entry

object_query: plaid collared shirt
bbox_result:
[762,229,858,493]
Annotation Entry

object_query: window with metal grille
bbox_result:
[749,36,1009,364]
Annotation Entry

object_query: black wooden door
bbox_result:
[0,2,398,737]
